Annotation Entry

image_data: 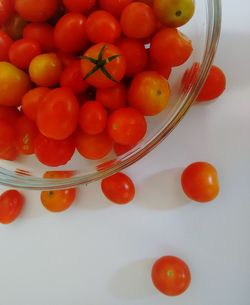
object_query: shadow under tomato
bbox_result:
[109,258,156,300]
[136,168,191,210]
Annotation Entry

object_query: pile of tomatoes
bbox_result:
[0,0,198,166]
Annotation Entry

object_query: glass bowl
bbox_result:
[0,0,221,190]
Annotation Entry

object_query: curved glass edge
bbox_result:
[0,0,222,190]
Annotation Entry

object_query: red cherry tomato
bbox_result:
[56,51,76,68]
[148,60,172,79]
[29,53,63,87]
[101,172,135,204]
[23,23,56,52]
[0,29,13,61]
[96,82,127,111]
[34,133,75,167]
[8,38,41,70]
[0,0,14,25]
[0,119,18,161]
[22,87,50,121]
[2,13,27,40]
[79,101,107,135]
[116,38,148,77]
[54,13,88,54]
[181,161,219,202]
[99,0,133,18]
[63,0,96,14]
[15,0,58,22]
[85,10,121,44]
[150,28,193,67]
[37,88,79,140]
[108,107,147,145]
[114,143,133,156]
[128,71,171,116]
[76,130,113,160]
[81,43,126,88]
[16,115,39,155]
[0,105,21,124]
[0,190,24,224]
[120,2,157,39]
[151,256,191,296]
[60,60,89,94]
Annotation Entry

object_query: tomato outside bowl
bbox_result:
[0,0,221,190]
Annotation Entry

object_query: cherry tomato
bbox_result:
[128,71,170,116]
[43,171,74,179]
[63,0,96,14]
[0,119,18,160]
[108,107,147,145]
[150,28,193,67]
[0,29,13,61]
[21,87,50,121]
[0,61,31,106]
[96,83,127,111]
[99,0,133,18]
[23,23,56,52]
[60,60,89,94]
[114,143,133,156]
[116,38,148,77]
[85,10,121,44]
[148,60,172,79]
[34,133,75,167]
[15,0,58,22]
[0,190,24,224]
[41,188,76,212]
[37,88,79,140]
[154,0,195,27]
[81,43,126,88]
[79,101,107,135]
[8,38,41,70]
[2,13,27,40]
[120,2,157,39]
[197,65,226,101]
[151,256,191,296]
[29,53,63,87]
[0,105,21,124]
[54,13,88,54]
[181,161,219,202]
[56,51,76,68]
[76,130,113,160]
[16,115,39,155]
[0,0,14,25]
[101,172,135,204]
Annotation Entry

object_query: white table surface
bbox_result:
[1,1,250,304]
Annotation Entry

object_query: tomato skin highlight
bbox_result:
[0,190,24,224]
[101,172,135,204]
[37,87,79,140]
[151,256,191,296]
[181,162,219,202]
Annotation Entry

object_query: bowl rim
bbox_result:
[0,0,222,190]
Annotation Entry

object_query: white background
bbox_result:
[1,1,250,304]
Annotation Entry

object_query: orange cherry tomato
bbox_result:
[181,162,219,202]
[0,61,31,106]
[8,38,41,70]
[29,53,63,87]
[21,87,50,121]
[0,119,18,161]
[79,101,107,135]
[37,88,79,140]
[16,115,39,155]
[76,129,113,160]
[151,256,191,296]
[108,107,147,146]
[150,28,193,67]
[0,190,24,224]
[128,71,171,116]
[96,82,127,111]
[120,2,157,39]
[101,172,135,204]
[15,0,58,22]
